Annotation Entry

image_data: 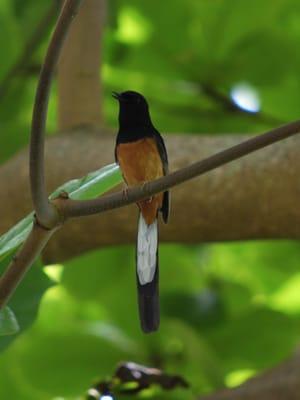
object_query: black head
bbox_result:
[113,90,154,135]
[112,90,148,107]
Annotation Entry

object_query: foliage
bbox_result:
[1,0,300,399]
[0,255,52,352]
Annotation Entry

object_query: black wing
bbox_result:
[153,130,170,223]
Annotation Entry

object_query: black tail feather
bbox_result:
[136,261,159,333]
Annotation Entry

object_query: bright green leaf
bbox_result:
[52,163,121,200]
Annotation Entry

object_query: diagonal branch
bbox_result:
[0,221,55,308]
[58,119,300,218]
[30,0,83,228]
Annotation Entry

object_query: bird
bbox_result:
[113,90,169,333]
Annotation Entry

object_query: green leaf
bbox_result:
[0,163,122,261]
[0,284,139,398]
[206,307,300,372]
[50,162,121,200]
[0,306,19,336]
[162,289,225,330]
[61,246,139,336]
[0,255,52,352]
[0,212,34,262]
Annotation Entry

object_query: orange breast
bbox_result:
[116,137,164,225]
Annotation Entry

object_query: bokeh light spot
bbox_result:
[230,83,260,113]
[116,7,152,45]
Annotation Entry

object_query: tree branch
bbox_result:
[1,130,300,262]
[0,221,55,308]
[200,352,300,400]
[30,0,83,228]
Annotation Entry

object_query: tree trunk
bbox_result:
[57,0,105,130]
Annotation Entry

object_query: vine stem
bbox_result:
[0,222,56,308]
[30,0,83,228]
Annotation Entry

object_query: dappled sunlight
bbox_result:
[269,272,300,314]
[116,6,152,45]
[43,264,64,283]
[225,368,256,388]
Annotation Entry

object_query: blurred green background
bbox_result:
[1,0,300,399]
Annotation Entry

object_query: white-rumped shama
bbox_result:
[113,91,169,333]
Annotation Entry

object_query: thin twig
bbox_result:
[200,83,283,125]
[57,119,300,218]
[0,221,55,309]
[30,0,83,228]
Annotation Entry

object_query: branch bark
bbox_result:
[57,0,105,130]
[1,129,300,263]
[0,221,55,308]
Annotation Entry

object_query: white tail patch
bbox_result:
[137,214,158,285]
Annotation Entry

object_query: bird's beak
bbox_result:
[112,91,121,100]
